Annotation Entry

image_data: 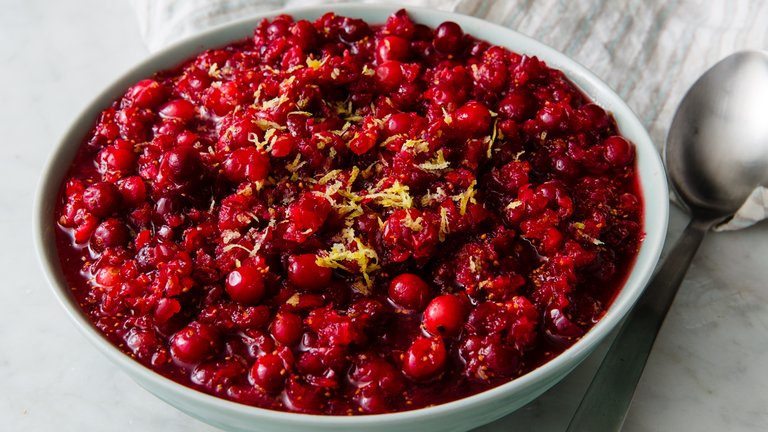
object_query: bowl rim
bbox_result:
[33,3,669,428]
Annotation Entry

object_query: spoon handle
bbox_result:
[566,217,713,431]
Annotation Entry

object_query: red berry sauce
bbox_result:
[54,9,644,415]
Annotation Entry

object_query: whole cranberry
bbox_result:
[388,273,432,312]
[95,265,123,287]
[433,21,466,56]
[375,60,406,93]
[384,112,417,137]
[158,99,196,121]
[125,79,167,109]
[603,136,634,166]
[339,17,371,42]
[170,322,221,363]
[453,101,492,137]
[117,176,146,208]
[245,328,275,357]
[497,92,535,122]
[270,312,302,346]
[194,359,245,390]
[376,36,410,63]
[536,103,568,133]
[481,338,521,376]
[222,148,270,183]
[152,194,184,226]
[544,303,584,342]
[160,146,204,184]
[580,103,610,131]
[270,134,294,158]
[351,358,406,395]
[552,154,581,178]
[266,19,291,40]
[91,218,129,250]
[285,376,328,413]
[97,143,137,177]
[287,254,332,291]
[290,20,317,51]
[250,353,287,393]
[226,266,266,305]
[402,337,447,381]
[177,70,212,100]
[426,83,463,111]
[83,182,121,218]
[424,294,465,338]
[124,328,158,360]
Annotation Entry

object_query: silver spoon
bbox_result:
[566,50,768,431]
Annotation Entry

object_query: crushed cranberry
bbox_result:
[55,10,643,416]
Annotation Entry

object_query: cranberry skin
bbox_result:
[552,154,581,178]
[95,265,123,287]
[481,339,521,376]
[270,134,294,157]
[158,99,196,121]
[83,182,121,218]
[385,112,416,137]
[160,146,204,184]
[603,136,634,166]
[223,148,270,183]
[536,104,568,132]
[250,353,287,393]
[287,254,332,291]
[285,376,327,413]
[388,273,432,312]
[206,81,245,116]
[117,176,146,208]
[153,194,183,226]
[376,36,410,63]
[580,103,610,132]
[426,83,463,110]
[433,21,466,56]
[271,312,303,346]
[170,322,221,363]
[125,79,167,109]
[98,144,137,177]
[91,218,129,250]
[375,61,406,93]
[497,92,535,122]
[290,20,317,51]
[339,17,371,42]
[402,337,447,381]
[245,328,275,357]
[453,102,492,137]
[193,359,245,390]
[544,304,584,342]
[424,294,466,338]
[177,70,212,100]
[226,266,266,305]
[267,19,291,40]
[351,358,406,395]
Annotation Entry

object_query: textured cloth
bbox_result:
[128,0,768,230]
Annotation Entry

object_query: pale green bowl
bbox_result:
[34,4,669,431]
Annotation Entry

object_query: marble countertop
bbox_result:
[3,0,767,430]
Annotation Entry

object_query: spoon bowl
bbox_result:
[568,50,768,431]
[666,50,768,221]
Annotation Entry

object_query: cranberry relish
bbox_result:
[55,10,643,415]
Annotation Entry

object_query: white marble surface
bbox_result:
[3,0,768,430]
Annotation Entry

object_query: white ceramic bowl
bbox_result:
[34,4,669,432]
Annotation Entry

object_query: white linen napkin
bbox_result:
[127,0,768,231]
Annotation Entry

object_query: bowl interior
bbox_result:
[34,4,668,431]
